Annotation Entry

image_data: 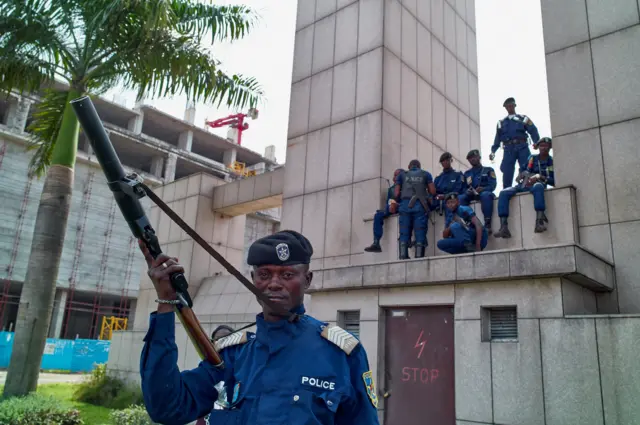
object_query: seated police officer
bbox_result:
[494,137,555,238]
[437,193,488,254]
[394,160,437,259]
[139,230,380,425]
[433,152,466,216]
[364,169,403,253]
[459,149,497,234]
[489,97,540,189]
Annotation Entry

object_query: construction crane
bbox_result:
[204,108,259,146]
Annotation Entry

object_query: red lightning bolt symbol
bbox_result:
[414,330,427,359]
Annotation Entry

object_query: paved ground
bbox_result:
[0,371,88,385]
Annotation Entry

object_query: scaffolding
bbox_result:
[99,316,128,340]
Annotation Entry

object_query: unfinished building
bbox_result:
[0,83,281,340]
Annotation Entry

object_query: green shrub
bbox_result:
[0,393,84,425]
[110,405,154,425]
[73,364,144,409]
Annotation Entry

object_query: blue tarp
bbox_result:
[0,331,110,372]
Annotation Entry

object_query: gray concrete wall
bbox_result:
[540,0,640,313]
[283,0,480,270]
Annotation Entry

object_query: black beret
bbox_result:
[444,192,459,201]
[247,230,313,267]
[503,97,516,107]
[440,152,452,162]
[467,149,480,158]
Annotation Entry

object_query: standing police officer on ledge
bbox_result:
[489,97,540,188]
[433,152,466,216]
[139,230,380,425]
[459,149,497,234]
[394,159,437,260]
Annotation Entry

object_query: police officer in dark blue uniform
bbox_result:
[394,159,436,260]
[364,169,403,253]
[138,231,380,425]
[494,137,555,238]
[459,149,497,234]
[489,97,540,189]
[437,193,488,254]
[433,152,466,216]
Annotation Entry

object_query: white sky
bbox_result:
[106,0,551,189]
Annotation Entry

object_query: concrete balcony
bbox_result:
[211,168,284,216]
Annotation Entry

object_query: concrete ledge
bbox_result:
[308,244,615,293]
[212,167,284,216]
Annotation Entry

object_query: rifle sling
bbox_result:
[140,183,298,322]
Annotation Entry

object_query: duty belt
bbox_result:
[503,138,527,146]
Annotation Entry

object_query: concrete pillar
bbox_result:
[282,0,480,264]
[184,100,196,124]
[128,112,144,134]
[49,289,68,338]
[540,0,640,313]
[164,153,177,183]
[178,130,193,151]
[150,156,164,177]
[223,148,237,168]
[5,97,32,133]
[264,145,277,161]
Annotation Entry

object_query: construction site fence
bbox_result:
[0,331,110,373]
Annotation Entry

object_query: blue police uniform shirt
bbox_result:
[140,305,380,425]
[445,205,476,229]
[463,166,497,193]
[525,154,555,187]
[434,169,466,195]
[491,114,540,153]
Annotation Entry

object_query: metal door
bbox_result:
[383,306,455,425]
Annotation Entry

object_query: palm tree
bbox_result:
[0,0,264,397]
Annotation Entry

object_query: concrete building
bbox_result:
[108,0,640,424]
[0,82,281,340]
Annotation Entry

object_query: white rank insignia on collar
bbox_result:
[276,243,290,261]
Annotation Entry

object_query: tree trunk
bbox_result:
[2,91,79,398]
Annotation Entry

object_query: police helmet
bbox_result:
[466,149,480,159]
[439,152,452,163]
[503,97,516,107]
[408,159,421,169]
[534,137,552,149]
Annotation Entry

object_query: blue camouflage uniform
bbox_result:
[140,230,380,425]
[491,114,540,188]
[437,204,488,254]
[497,154,554,218]
[372,185,395,241]
[459,165,497,222]
[433,168,466,215]
[396,166,434,258]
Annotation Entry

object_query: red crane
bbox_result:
[204,108,259,146]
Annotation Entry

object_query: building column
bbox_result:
[128,112,144,134]
[178,130,193,151]
[264,145,276,161]
[223,148,237,168]
[164,153,177,183]
[150,156,164,178]
[49,289,68,339]
[184,101,197,124]
[5,97,32,133]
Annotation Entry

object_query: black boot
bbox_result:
[535,211,548,233]
[398,242,409,260]
[494,217,511,238]
[415,243,426,258]
[364,239,382,252]
[485,217,492,235]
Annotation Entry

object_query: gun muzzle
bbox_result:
[70,96,150,240]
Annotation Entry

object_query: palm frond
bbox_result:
[0,53,56,95]
[171,1,259,44]
[24,89,69,178]
[96,30,264,110]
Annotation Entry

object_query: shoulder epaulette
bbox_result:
[320,324,360,355]
[214,331,250,352]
